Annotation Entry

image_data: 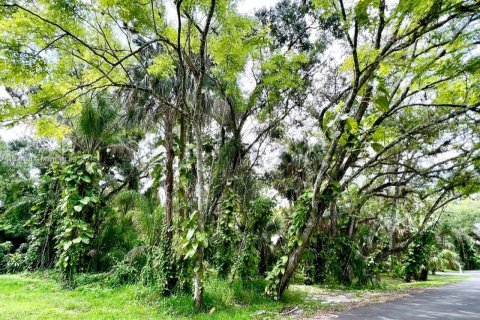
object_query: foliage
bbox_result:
[54,152,102,286]
[266,190,311,299]
[0,241,13,271]
[404,231,435,282]
[0,140,46,248]
[24,165,62,270]
[456,237,480,270]
[211,188,238,278]
[140,225,179,295]
[432,198,480,271]
[3,252,25,273]
[107,261,140,287]
[429,249,461,273]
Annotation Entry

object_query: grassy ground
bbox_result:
[0,272,468,320]
[380,273,468,290]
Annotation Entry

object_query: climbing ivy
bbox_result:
[54,152,102,286]
[212,187,239,278]
[265,190,312,299]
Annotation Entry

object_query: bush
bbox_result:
[403,231,434,282]
[107,261,140,287]
[392,260,405,279]
[4,252,26,273]
[1,242,27,273]
[0,241,14,272]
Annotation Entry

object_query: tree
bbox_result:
[0,0,310,306]
[265,0,480,297]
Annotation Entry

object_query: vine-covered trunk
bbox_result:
[177,112,187,220]
[193,121,205,308]
[276,202,328,296]
[273,138,346,296]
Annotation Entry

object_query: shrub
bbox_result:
[0,241,14,272]
[4,252,26,273]
[107,261,140,287]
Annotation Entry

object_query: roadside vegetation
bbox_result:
[0,272,468,320]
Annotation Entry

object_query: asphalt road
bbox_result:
[329,271,480,320]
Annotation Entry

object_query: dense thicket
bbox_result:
[0,0,479,308]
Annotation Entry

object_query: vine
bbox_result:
[212,187,239,278]
[265,190,312,299]
[54,152,102,286]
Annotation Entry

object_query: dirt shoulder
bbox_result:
[281,273,469,319]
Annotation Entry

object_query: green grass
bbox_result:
[298,272,469,292]
[0,272,469,320]
[380,273,469,291]
[0,273,301,320]
[0,273,162,320]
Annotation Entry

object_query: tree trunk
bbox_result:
[330,202,337,237]
[389,178,400,272]
[313,235,326,284]
[418,265,428,281]
[193,121,205,309]
[276,201,328,296]
[164,110,175,238]
[177,112,187,220]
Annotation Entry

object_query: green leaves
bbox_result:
[195,231,207,244]
[63,241,72,251]
[373,78,390,113]
[51,151,102,285]
[186,228,196,241]
[210,12,265,92]
[370,142,383,152]
[346,118,359,134]
[257,52,310,106]
[183,228,209,260]
[354,0,377,26]
[147,54,175,79]
[373,95,389,113]
[79,196,96,205]
[35,117,71,140]
[180,211,209,261]
[369,126,388,152]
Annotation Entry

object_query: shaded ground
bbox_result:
[320,271,479,320]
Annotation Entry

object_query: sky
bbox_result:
[236,0,279,14]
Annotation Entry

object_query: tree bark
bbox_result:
[330,202,337,237]
[177,112,187,220]
[164,109,175,238]
[276,201,328,296]
[193,121,205,309]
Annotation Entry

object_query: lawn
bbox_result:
[0,273,300,320]
[0,272,469,320]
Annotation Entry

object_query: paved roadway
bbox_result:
[329,271,480,320]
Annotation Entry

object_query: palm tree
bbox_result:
[430,248,461,274]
